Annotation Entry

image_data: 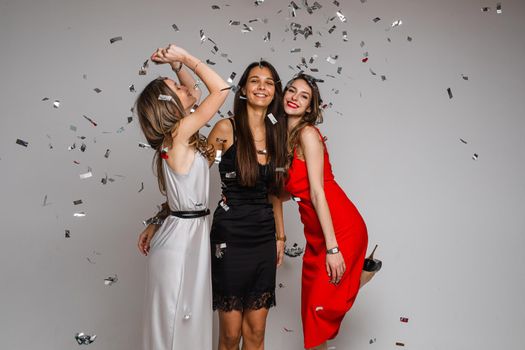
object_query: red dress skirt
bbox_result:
[285,128,368,348]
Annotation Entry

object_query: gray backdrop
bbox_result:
[1,0,524,349]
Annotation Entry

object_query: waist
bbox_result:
[170,209,210,219]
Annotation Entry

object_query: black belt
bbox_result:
[170,209,210,218]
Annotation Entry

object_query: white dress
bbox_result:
[142,152,212,350]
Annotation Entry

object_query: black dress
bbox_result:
[210,118,277,311]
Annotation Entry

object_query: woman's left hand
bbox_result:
[326,251,346,284]
[276,240,285,267]
[151,44,188,65]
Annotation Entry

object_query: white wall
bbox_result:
[1,0,524,349]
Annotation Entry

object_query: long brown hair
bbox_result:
[285,74,323,161]
[233,61,287,194]
[136,77,212,195]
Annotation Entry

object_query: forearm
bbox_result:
[310,191,338,249]
[170,63,202,101]
[181,54,229,93]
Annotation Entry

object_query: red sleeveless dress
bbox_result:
[285,127,368,348]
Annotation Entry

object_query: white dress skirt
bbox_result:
[142,153,212,350]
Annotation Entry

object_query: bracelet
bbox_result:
[172,62,182,73]
[326,246,340,254]
[142,216,164,227]
[193,60,202,72]
[276,235,287,242]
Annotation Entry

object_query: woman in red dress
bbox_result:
[283,74,369,349]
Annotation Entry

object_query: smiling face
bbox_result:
[242,66,276,108]
[283,78,312,117]
[163,78,196,111]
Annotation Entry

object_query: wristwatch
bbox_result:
[326,246,340,254]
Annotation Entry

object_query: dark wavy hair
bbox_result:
[284,73,323,161]
[233,61,287,194]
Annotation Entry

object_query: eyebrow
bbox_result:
[248,75,275,81]
[290,86,311,96]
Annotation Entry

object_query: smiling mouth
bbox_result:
[286,101,298,108]
[253,92,268,98]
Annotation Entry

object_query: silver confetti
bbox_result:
[109,36,122,44]
[369,338,377,344]
[472,153,479,160]
[79,171,93,179]
[82,114,97,127]
[74,212,86,217]
[172,24,179,32]
[391,19,403,27]
[139,59,149,75]
[104,274,118,286]
[290,48,301,53]
[328,25,337,33]
[460,138,468,144]
[215,242,227,258]
[275,167,286,172]
[70,125,77,132]
[257,149,267,155]
[285,243,304,257]
[481,7,491,12]
[94,88,102,93]
[342,31,348,41]
[75,332,96,345]
[227,72,236,84]
[211,5,220,10]
[315,306,324,311]
[183,314,191,320]
[80,143,87,152]
[129,84,136,92]
[53,100,60,108]
[16,138,28,147]
[225,171,236,179]
[104,149,110,158]
[138,142,151,148]
[292,196,301,202]
[73,199,83,205]
[65,230,71,238]
[497,2,502,14]
[447,87,453,99]
[326,55,338,64]
[215,150,223,164]
[158,94,173,101]
[220,200,229,212]
[267,113,278,124]
[461,74,469,80]
[138,182,144,193]
[333,1,340,6]
[68,142,76,151]
[43,195,49,206]
[241,24,254,33]
[229,20,240,26]
[407,36,413,42]
[255,0,264,5]
[373,17,381,23]
[337,67,342,74]
[336,10,347,22]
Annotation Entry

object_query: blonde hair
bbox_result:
[135,77,212,194]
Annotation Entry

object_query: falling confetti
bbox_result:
[129,84,136,92]
[328,25,337,34]
[158,94,173,101]
[461,74,469,80]
[109,36,122,44]
[326,55,338,64]
[93,88,102,93]
[53,100,60,108]
[65,230,71,238]
[267,113,278,124]
[172,23,179,31]
[460,138,468,144]
[138,182,144,193]
[73,200,83,205]
[285,243,304,257]
[42,195,49,207]
[369,338,376,344]
[481,7,491,12]
[472,153,479,160]
[82,115,98,127]
[75,332,96,345]
[395,342,405,347]
[79,171,92,179]
[74,212,86,217]
[497,2,502,14]
[104,274,118,286]
[16,138,28,147]
[342,30,348,41]
[373,17,381,23]
[138,142,151,149]
[211,5,220,10]
[290,48,301,53]
[227,72,237,84]
[336,10,347,22]
[400,317,409,323]
[283,327,294,332]
[447,88,453,99]
[139,60,149,75]
[391,19,403,28]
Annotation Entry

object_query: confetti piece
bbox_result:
[73,200,83,205]
[447,87,453,99]
[360,40,365,48]
[342,30,348,41]
[83,115,98,127]
[129,84,136,92]
[283,327,294,332]
[225,171,236,179]
[369,338,376,344]
[139,59,149,75]
[206,59,216,65]
[373,17,381,23]
[395,342,405,347]
[400,317,409,323]
[80,143,87,152]
[285,243,304,257]
[461,74,469,80]
[75,333,96,345]
[267,113,278,124]
[326,55,338,64]
[215,150,223,164]
[16,138,28,147]
[481,7,491,12]
[138,142,151,148]
[290,48,301,53]
[315,306,324,311]
[127,116,133,123]
[93,88,102,93]
[336,10,347,22]
[407,36,413,42]
[227,72,237,84]
[70,125,77,132]
[65,230,70,238]
[472,153,479,160]
[256,149,267,155]
[337,67,342,74]
[315,41,321,48]
[104,274,118,286]
[497,2,502,14]
[328,25,337,33]
[42,195,49,207]
[255,0,264,6]
[74,212,86,217]
[362,57,368,63]
[211,5,220,10]
[292,196,301,202]
[229,20,240,26]
[158,94,172,101]
[138,182,144,193]
[104,149,110,158]
[381,75,386,81]
[460,138,468,144]
[172,23,179,31]
[109,36,122,44]
[79,171,92,179]
[215,243,227,258]
[391,19,403,27]
[278,282,285,288]
[275,167,286,172]
[220,200,229,211]
[241,24,254,33]
[42,97,49,101]
[53,100,60,108]
[333,1,340,6]
[183,314,191,320]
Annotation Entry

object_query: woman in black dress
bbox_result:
[207,61,287,350]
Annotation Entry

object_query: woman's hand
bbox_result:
[137,225,157,256]
[276,240,285,267]
[326,251,346,284]
[151,44,189,65]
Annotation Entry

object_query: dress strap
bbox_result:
[228,118,237,143]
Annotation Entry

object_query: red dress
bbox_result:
[285,127,368,348]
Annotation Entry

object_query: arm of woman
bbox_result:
[301,126,346,284]
[269,194,285,267]
[206,118,234,167]
[137,202,170,256]
[169,61,202,103]
[151,44,229,139]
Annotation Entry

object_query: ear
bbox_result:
[306,107,312,113]
[241,88,246,95]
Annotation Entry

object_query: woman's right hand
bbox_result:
[137,224,157,256]
[151,44,188,65]
[326,251,346,284]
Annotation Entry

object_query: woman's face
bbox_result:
[283,79,312,117]
[163,78,197,111]
[242,66,276,108]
